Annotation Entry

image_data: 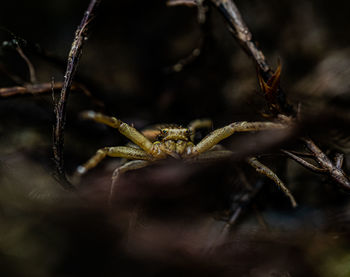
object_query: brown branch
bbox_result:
[210,0,270,74]
[208,0,293,115]
[165,0,209,73]
[302,138,350,191]
[53,0,101,190]
[0,81,104,107]
[167,0,350,200]
[221,180,263,234]
[186,0,350,193]
[166,0,197,7]
[15,45,37,83]
[170,0,292,114]
[281,149,327,173]
[165,38,204,73]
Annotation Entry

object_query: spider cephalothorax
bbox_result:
[75,111,296,206]
[157,127,191,142]
[155,127,193,158]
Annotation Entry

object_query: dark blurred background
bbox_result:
[1,1,350,276]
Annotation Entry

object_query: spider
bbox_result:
[75,111,296,206]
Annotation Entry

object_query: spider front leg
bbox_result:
[76,146,151,176]
[110,160,150,202]
[81,111,161,156]
[191,121,288,155]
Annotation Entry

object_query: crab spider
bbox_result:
[75,111,296,207]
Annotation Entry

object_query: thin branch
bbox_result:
[53,0,101,190]
[209,0,294,115]
[166,0,197,7]
[165,38,203,73]
[0,81,104,107]
[281,149,327,173]
[165,0,209,73]
[283,150,314,158]
[15,45,37,83]
[302,138,350,190]
[192,0,350,193]
[210,0,270,74]
[221,180,263,234]
[171,0,292,114]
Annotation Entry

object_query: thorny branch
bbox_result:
[215,0,350,191]
[169,0,350,193]
[53,0,101,190]
[302,138,350,190]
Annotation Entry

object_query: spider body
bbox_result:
[75,111,297,206]
[154,127,194,158]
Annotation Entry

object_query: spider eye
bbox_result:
[162,130,168,135]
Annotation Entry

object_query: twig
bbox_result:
[281,149,327,173]
[208,0,293,115]
[165,0,209,73]
[179,0,350,194]
[0,81,104,107]
[170,0,292,114]
[302,138,350,190]
[165,38,204,73]
[283,150,314,158]
[53,0,101,190]
[166,0,197,7]
[221,180,264,234]
[210,0,270,74]
[15,45,37,83]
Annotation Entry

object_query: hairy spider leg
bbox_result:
[80,111,157,155]
[192,121,288,155]
[110,160,150,202]
[190,148,297,208]
[186,149,234,163]
[76,146,151,175]
[248,157,297,208]
[188,119,213,142]
[187,121,295,207]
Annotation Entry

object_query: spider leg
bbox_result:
[248,157,297,208]
[188,119,213,141]
[81,111,156,155]
[110,160,151,203]
[186,149,234,164]
[192,121,287,155]
[76,146,151,176]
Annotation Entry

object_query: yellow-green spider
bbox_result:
[75,111,296,207]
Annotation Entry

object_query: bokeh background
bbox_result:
[1,0,350,276]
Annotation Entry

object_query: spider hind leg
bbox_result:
[248,157,297,208]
